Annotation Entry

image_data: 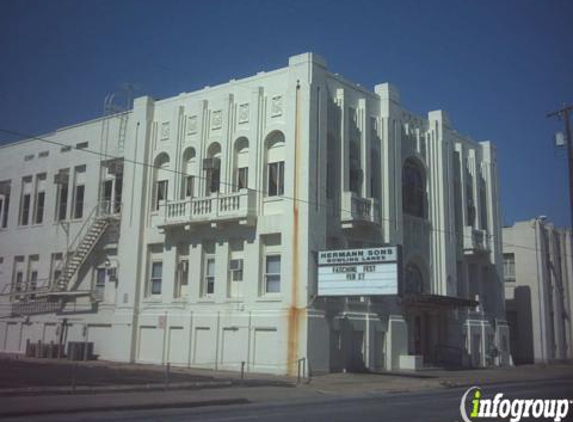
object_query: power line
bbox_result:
[0,127,570,259]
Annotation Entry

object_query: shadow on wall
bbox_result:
[506,286,534,365]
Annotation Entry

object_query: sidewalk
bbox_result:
[0,357,571,417]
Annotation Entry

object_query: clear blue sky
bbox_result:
[1,0,572,227]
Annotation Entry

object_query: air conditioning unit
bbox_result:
[178,260,189,273]
[229,259,243,271]
[106,267,117,281]
[203,157,221,170]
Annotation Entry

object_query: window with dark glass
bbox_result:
[405,262,425,294]
[150,261,162,295]
[205,168,220,196]
[402,159,426,218]
[480,176,488,230]
[184,175,195,198]
[0,190,9,228]
[503,253,515,282]
[73,185,84,219]
[96,268,106,298]
[20,194,31,226]
[29,270,38,299]
[205,257,215,295]
[15,271,23,293]
[267,162,284,196]
[235,167,248,191]
[154,180,168,211]
[114,172,123,213]
[35,191,45,224]
[265,255,281,293]
[57,181,69,221]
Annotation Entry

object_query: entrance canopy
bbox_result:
[401,294,478,309]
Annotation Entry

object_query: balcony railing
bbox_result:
[159,189,257,228]
[463,226,489,255]
[340,191,379,227]
[11,297,60,316]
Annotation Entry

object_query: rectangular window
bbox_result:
[12,256,25,298]
[231,259,244,282]
[235,167,248,191]
[480,177,488,230]
[184,175,195,198]
[150,261,163,295]
[114,172,123,213]
[29,268,38,299]
[154,180,168,211]
[204,256,215,295]
[265,255,281,293]
[19,176,33,226]
[55,171,69,221]
[267,161,284,196]
[35,192,45,224]
[175,259,189,298]
[0,184,10,229]
[50,253,63,287]
[27,255,39,295]
[503,253,515,281]
[15,271,24,294]
[205,169,220,196]
[73,185,85,219]
[20,194,31,226]
[96,268,106,287]
[95,268,106,300]
[58,183,68,220]
[72,166,86,219]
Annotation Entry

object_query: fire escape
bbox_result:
[9,201,120,316]
[6,87,133,316]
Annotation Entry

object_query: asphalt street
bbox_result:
[4,378,572,422]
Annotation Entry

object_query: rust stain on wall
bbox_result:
[287,81,302,376]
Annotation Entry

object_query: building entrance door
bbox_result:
[347,330,365,372]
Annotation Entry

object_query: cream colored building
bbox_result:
[0,53,509,374]
[504,219,573,364]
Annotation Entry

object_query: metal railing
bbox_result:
[52,200,121,291]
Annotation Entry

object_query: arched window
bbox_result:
[264,131,285,197]
[405,262,425,295]
[204,143,221,196]
[153,153,170,211]
[181,147,196,199]
[233,137,249,191]
[402,158,426,218]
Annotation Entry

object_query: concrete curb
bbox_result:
[0,379,296,397]
[0,380,234,397]
[437,374,573,389]
[0,398,251,418]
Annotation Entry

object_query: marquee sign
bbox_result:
[317,246,400,296]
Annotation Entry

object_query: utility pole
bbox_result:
[547,104,573,229]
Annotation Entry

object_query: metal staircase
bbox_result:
[2,201,120,316]
[56,219,110,291]
[53,201,119,292]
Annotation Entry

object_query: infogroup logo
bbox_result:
[459,386,571,422]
